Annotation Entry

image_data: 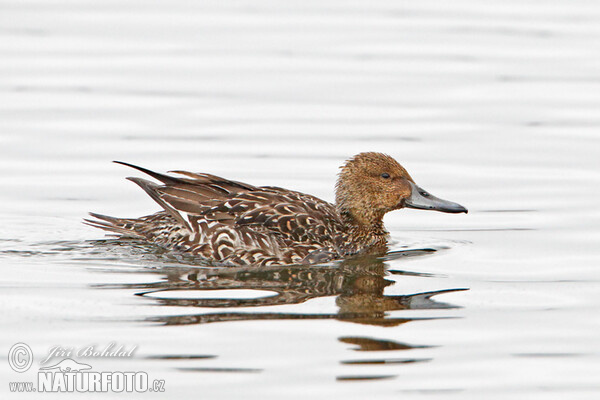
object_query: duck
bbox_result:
[85,152,467,266]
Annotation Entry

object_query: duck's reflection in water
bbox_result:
[96,247,466,327]
[94,246,466,379]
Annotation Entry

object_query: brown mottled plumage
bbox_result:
[85,152,467,266]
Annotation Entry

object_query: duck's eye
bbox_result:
[420,191,430,197]
[381,173,390,179]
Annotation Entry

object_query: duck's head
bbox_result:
[335,152,467,227]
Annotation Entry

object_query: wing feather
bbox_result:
[115,163,343,249]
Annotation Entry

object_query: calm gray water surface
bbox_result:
[1,1,600,399]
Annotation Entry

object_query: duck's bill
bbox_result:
[405,182,468,214]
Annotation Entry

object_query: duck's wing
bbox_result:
[112,162,343,246]
[203,187,343,244]
[112,162,259,230]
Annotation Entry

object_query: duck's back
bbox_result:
[86,163,345,266]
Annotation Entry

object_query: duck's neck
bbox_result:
[339,208,388,238]
[334,182,389,248]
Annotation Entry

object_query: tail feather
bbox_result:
[84,213,146,238]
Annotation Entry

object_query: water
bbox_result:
[1,0,600,398]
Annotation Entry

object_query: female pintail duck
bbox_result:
[86,152,467,266]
